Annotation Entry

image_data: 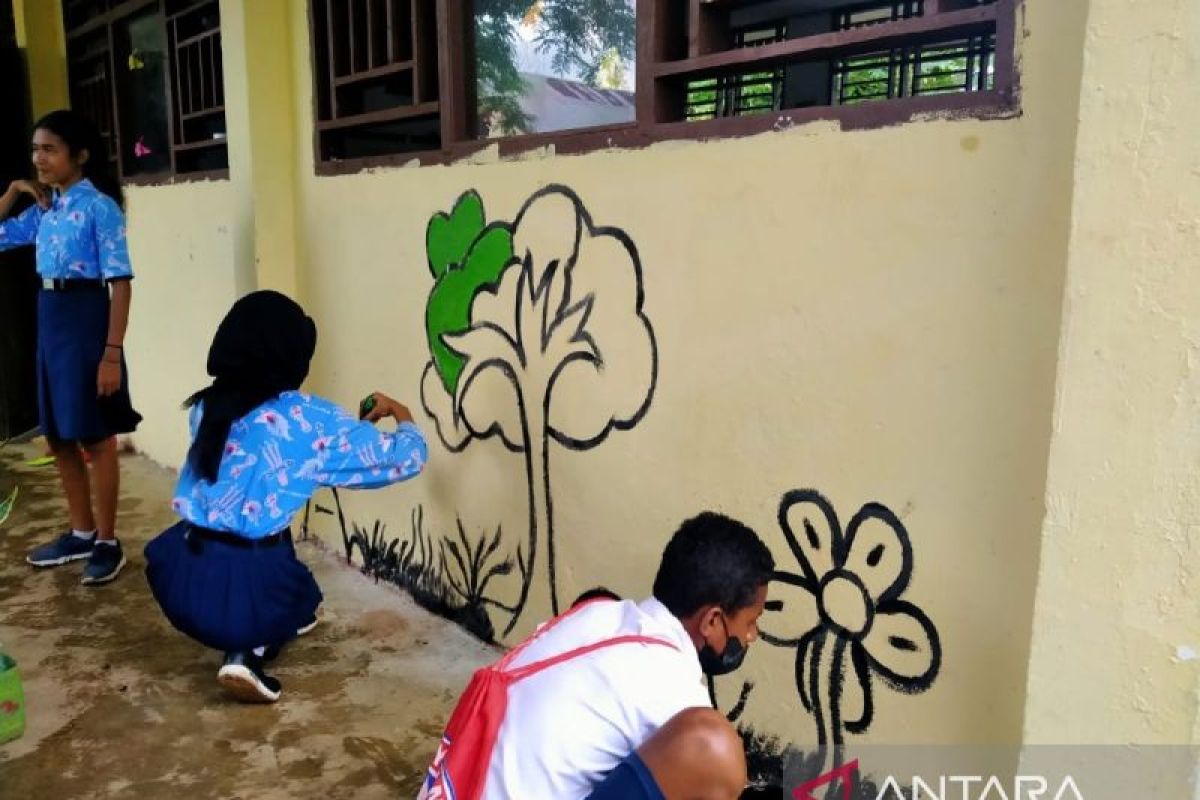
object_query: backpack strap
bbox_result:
[506,634,679,684]
[499,597,622,670]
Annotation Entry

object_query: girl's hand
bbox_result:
[363,391,413,424]
[9,180,50,209]
[97,359,122,397]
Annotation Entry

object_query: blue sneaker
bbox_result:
[26,532,94,567]
[81,541,126,585]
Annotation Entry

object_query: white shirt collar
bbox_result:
[637,596,700,657]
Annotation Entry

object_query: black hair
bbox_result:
[571,587,622,607]
[33,109,124,210]
[185,290,317,482]
[652,512,774,618]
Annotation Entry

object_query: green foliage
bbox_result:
[475,1,636,133]
[425,192,515,393]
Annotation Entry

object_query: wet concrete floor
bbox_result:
[0,442,494,800]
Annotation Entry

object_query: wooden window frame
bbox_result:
[311,0,1021,175]
[309,0,444,164]
[63,0,229,185]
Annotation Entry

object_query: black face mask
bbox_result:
[698,613,748,676]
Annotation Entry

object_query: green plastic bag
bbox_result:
[0,650,26,745]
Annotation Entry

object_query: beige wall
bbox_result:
[28,0,1200,765]
[1023,0,1200,745]
[124,181,238,468]
[22,0,1097,761]
[283,0,1088,751]
[12,0,68,120]
[219,0,301,297]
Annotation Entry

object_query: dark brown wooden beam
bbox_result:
[413,0,429,102]
[334,60,413,87]
[435,0,472,145]
[638,0,687,125]
[313,87,1016,175]
[315,101,440,132]
[992,0,1018,102]
[325,0,340,117]
[166,0,216,21]
[348,0,358,74]
[689,0,730,58]
[655,3,997,79]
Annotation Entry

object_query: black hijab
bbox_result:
[185,290,317,482]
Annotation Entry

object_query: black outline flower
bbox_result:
[761,489,941,748]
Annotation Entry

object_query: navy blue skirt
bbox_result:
[144,521,323,652]
[585,753,666,800]
[38,285,141,442]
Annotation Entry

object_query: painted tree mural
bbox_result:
[421,185,657,635]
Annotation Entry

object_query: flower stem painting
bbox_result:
[420,185,658,635]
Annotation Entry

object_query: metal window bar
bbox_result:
[685,24,786,122]
[168,1,226,147]
[330,0,412,81]
[320,0,425,123]
[71,66,118,162]
[913,35,994,93]
[67,43,117,164]
[833,33,995,105]
[175,31,222,115]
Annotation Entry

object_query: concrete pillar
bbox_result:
[1023,0,1200,746]
[11,0,69,120]
[219,0,300,298]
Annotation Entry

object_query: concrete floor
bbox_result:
[0,442,495,800]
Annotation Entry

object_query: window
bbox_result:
[660,0,1005,123]
[473,1,636,139]
[166,1,227,172]
[308,0,1018,171]
[309,0,442,162]
[686,23,786,122]
[832,2,995,105]
[63,0,228,181]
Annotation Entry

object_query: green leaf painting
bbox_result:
[425,191,515,394]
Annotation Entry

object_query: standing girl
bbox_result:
[0,109,140,585]
[145,290,427,702]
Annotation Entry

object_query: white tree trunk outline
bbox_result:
[421,185,658,636]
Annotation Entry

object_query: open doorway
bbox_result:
[0,2,39,440]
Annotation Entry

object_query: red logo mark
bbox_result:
[793,759,860,800]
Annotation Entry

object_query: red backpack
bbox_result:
[417,599,679,800]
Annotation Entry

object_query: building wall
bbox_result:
[1023,0,1200,746]
[18,0,1200,770]
[11,0,68,120]
[124,181,239,469]
[281,0,1089,753]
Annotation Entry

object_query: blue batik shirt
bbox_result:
[0,178,133,280]
[172,391,428,539]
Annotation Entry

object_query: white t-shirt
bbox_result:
[483,597,713,800]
